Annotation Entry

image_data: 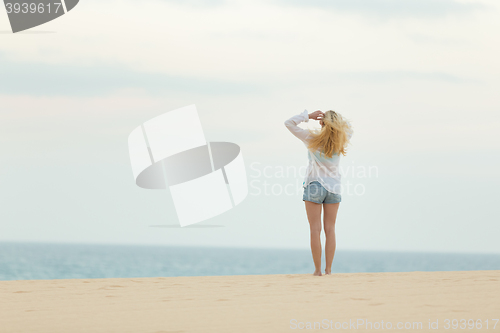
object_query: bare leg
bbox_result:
[323,203,340,275]
[305,201,323,276]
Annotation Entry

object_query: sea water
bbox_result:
[1,242,500,281]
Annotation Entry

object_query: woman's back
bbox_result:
[284,109,352,194]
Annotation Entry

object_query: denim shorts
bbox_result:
[303,181,341,204]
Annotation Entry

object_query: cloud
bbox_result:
[0,56,263,97]
[275,0,485,19]
[0,51,467,99]
[265,70,466,87]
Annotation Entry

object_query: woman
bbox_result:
[284,109,353,276]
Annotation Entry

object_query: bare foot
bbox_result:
[324,271,332,275]
[313,270,322,276]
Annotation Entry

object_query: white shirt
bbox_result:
[284,110,353,194]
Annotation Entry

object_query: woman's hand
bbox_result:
[309,110,324,120]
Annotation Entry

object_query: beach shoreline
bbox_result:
[1,270,499,332]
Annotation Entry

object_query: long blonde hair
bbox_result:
[307,110,351,158]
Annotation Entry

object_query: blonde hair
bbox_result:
[307,110,351,158]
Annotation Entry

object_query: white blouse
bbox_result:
[284,110,353,194]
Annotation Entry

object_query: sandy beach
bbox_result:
[1,270,499,332]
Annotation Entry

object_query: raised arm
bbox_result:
[284,110,323,143]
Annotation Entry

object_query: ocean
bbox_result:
[1,242,500,281]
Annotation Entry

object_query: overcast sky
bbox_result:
[1,0,499,253]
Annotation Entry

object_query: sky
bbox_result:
[0,0,499,253]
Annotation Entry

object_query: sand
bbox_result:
[1,270,499,332]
